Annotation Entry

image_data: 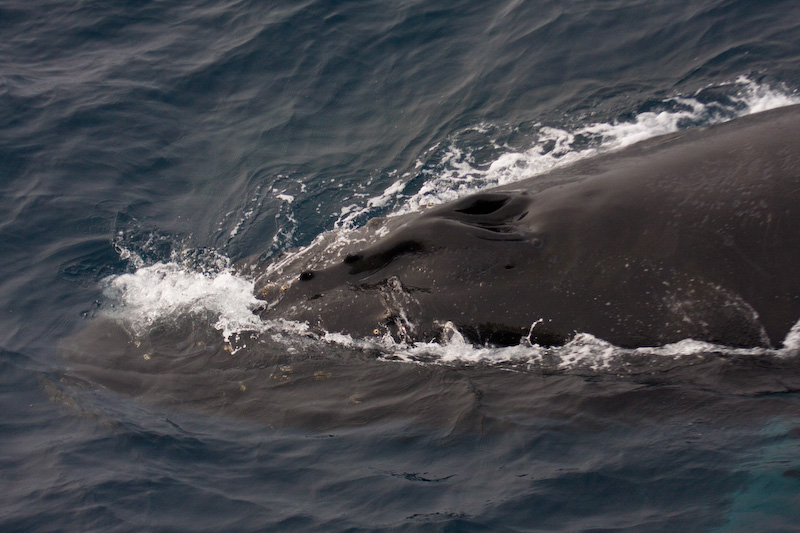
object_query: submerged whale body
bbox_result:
[253,105,800,349]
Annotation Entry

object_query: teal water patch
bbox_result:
[716,413,800,532]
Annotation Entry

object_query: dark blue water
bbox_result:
[3,1,800,530]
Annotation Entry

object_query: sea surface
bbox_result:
[2,1,800,531]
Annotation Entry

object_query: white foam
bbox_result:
[380,325,796,370]
[732,75,800,112]
[778,320,800,358]
[102,262,265,345]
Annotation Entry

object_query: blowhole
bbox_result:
[455,196,510,215]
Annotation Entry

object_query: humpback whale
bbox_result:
[252,105,800,349]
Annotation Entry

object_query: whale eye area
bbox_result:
[299,271,315,281]
[531,237,544,248]
[454,196,510,215]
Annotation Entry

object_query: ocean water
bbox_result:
[2,0,800,531]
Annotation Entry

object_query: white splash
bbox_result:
[102,262,265,345]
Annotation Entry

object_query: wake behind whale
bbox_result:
[250,105,800,351]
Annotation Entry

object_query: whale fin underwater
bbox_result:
[251,105,800,349]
